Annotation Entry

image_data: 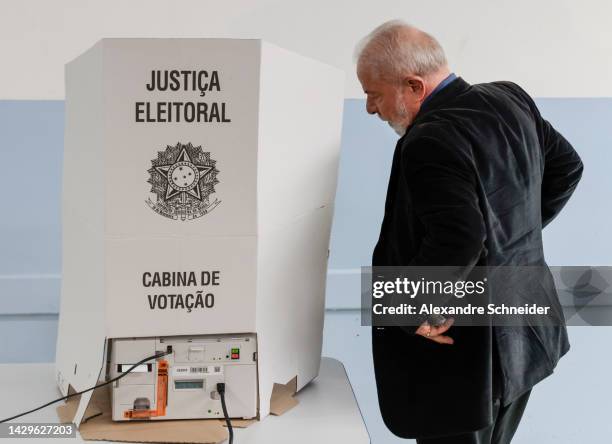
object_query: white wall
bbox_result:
[2,0,612,99]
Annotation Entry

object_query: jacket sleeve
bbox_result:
[539,118,584,228]
[402,135,486,268]
[499,81,584,229]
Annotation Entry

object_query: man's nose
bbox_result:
[366,100,377,115]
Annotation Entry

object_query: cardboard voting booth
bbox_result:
[54,38,344,429]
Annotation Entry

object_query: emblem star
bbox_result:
[155,147,213,201]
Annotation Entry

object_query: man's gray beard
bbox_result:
[388,120,408,136]
[388,93,410,136]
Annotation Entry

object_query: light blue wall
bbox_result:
[1,98,611,443]
[0,101,63,277]
[0,101,63,363]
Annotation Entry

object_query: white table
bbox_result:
[0,357,370,443]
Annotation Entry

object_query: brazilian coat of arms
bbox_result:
[146,142,220,221]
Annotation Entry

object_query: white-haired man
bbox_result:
[357,21,583,443]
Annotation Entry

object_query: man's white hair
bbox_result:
[355,20,448,82]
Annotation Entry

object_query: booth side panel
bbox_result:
[255,206,333,418]
[293,205,335,388]
[55,42,108,402]
[255,41,343,418]
[257,41,345,230]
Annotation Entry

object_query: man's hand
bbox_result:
[415,317,455,344]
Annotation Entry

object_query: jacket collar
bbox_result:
[401,76,471,138]
[418,76,471,115]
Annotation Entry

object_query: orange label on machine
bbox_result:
[123,359,168,419]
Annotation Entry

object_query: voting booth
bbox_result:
[54,38,344,426]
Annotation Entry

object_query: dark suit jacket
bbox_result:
[371,77,583,438]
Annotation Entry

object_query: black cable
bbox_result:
[216,382,233,444]
[0,350,171,424]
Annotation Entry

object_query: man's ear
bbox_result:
[402,76,426,100]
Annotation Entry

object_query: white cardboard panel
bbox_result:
[102,39,261,237]
[257,41,344,232]
[105,236,257,338]
[255,205,333,417]
[293,208,334,389]
[55,42,107,426]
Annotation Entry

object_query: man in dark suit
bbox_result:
[356,21,583,443]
